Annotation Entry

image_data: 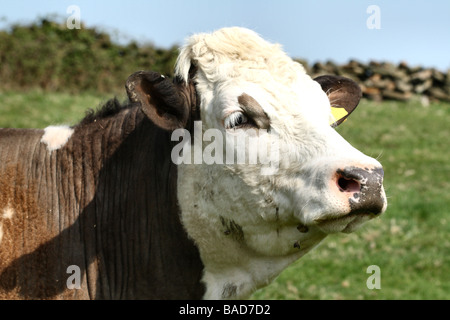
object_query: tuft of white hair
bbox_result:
[41,125,74,152]
[175,27,306,85]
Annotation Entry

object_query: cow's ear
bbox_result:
[314,75,362,128]
[126,71,190,130]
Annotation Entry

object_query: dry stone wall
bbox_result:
[297,59,450,103]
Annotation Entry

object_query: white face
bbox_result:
[181,72,385,252]
[174,27,387,299]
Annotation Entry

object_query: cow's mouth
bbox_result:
[314,212,376,234]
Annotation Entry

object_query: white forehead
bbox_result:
[175,27,332,128]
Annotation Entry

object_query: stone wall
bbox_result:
[298,59,450,103]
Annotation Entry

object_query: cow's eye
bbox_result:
[224,111,248,129]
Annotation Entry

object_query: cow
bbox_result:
[0,27,386,300]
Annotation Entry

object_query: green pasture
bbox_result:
[0,90,448,299]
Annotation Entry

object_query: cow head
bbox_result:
[126,27,387,299]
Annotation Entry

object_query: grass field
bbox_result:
[0,90,449,299]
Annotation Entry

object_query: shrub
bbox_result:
[0,18,179,93]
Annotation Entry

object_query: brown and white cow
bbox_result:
[0,27,386,300]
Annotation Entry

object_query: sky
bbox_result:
[1,0,449,71]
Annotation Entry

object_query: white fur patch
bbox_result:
[0,206,14,246]
[2,206,14,219]
[41,125,74,152]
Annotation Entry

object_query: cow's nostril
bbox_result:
[337,177,360,193]
[334,166,386,216]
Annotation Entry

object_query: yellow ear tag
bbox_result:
[330,107,349,126]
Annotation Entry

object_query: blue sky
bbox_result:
[1,0,449,71]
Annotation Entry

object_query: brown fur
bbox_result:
[0,164,58,299]
[0,97,204,299]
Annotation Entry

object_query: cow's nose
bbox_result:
[335,166,386,215]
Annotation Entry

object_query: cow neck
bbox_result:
[63,106,204,299]
[0,105,204,299]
